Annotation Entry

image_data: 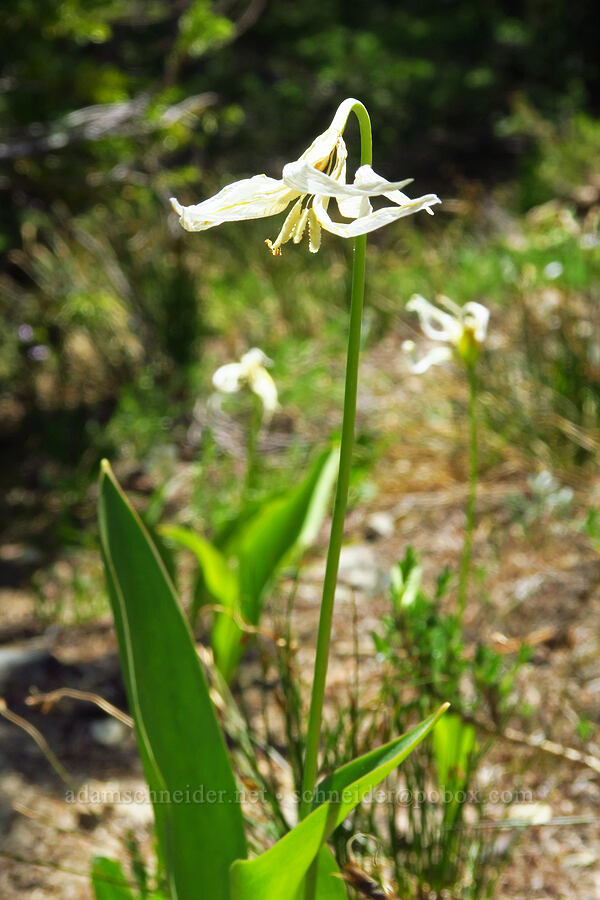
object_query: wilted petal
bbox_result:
[406,295,463,343]
[249,367,278,415]
[437,295,463,317]
[213,362,244,393]
[337,194,373,218]
[170,175,298,232]
[240,347,273,370]
[411,346,453,373]
[312,194,441,239]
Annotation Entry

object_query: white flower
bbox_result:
[170,98,440,255]
[405,295,489,371]
[212,348,278,417]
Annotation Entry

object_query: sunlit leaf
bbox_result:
[98,461,246,900]
[230,706,448,900]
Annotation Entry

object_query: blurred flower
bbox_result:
[171,98,440,255]
[405,295,489,371]
[213,348,278,417]
[28,344,50,361]
[18,324,34,342]
[543,260,563,279]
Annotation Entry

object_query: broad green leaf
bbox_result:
[314,846,348,900]
[227,447,339,622]
[161,525,239,611]
[230,705,448,900]
[98,461,246,900]
[91,857,135,900]
[161,524,243,674]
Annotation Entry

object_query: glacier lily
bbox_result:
[213,347,278,417]
[406,294,489,622]
[170,98,440,254]
[405,294,489,372]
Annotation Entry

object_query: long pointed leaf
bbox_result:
[98,461,246,900]
[230,705,448,900]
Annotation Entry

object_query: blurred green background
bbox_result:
[1,0,600,604]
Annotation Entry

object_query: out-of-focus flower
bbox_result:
[213,348,278,417]
[405,295,489,371]
[543,261,563,279]
[170,98,440,255]
[28,344,50,361]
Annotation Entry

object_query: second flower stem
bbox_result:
[457,362,478,622]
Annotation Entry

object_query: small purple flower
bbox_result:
[28,344,50,361]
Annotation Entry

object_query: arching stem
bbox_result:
[300,99,372,900]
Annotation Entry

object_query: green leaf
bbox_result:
[228,447,339,620]
[230,705,448,900]
[219,447,339,678]
[432,713,476,829]
[91,857,135,900]
[161,525,239,612]
[161,523,243,676]
[98,461,246,900]
[314,846,348,899]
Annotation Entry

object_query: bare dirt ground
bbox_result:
[1,333,600,898]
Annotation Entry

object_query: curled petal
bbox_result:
[282,160,415,199]
[329,97,362,134]
[337,194,372,219]
[437,295,463,317]
[213,362,244,393]
[248,368,278,416]
[406,295,463,343]
[462,302,490,343]
[240,348,273,370]
[170,176,298,232]
[410,346,453,374]
[312,194,441,239]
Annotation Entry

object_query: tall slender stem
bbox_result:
[244,392,262,502]
[300,102,372,843]
[457,363,478,622]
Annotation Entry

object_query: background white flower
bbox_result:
[212,348,278,417]
[405,295,490,372]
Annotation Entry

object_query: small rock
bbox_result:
[337,544,381,592]
[364,511,395,541]
[90,717,128,747]
[0,644,51,691]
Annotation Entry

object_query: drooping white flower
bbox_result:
[405,295,489,371]
[170,98,440,255]
[212,348,278,416]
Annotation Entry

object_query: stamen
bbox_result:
[293,208,310,244]
[265,198,303,255]
[308,208,321,253]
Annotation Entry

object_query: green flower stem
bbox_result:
[457,362,478,622]
[300,102,372,844]
[244,392,262,502]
